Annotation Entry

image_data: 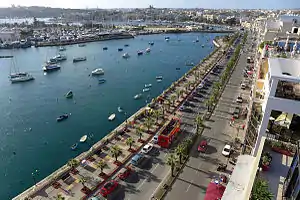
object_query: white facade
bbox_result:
[253,58,300,155]
[265,21,282,32]
[0,29,20,42]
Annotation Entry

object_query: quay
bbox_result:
[13,35,229,200]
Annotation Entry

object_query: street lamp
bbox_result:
[31,169,39,186]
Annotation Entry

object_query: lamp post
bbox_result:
[31,169,39,186]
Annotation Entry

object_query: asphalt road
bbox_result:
[165,33,254,200]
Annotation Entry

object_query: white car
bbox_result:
[236,96,243,103]
[151,135,158,144]
[141,143,153,154]
[222,144,231,157]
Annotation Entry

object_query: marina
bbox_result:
[0,32,222,199]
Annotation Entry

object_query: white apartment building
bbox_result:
[253,58,300,156]
[0,29,20,42]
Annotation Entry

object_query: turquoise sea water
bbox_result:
[0,32,224,199]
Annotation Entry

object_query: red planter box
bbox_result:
[272,147,293,157]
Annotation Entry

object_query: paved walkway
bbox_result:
[165,34,254,200]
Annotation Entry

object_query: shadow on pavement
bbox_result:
[205,145,218,155]
[124,182,140,194]
[175,177,208,192]
[107,184,126,200]
[139,157,153,170]
[124,171,140,184]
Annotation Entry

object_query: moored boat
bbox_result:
[43,63,61,71]
[118,48,123,52]
[118,106,123,113]
[73,57,87,63]
[108,113,116,121]
[10,74,34,83]
[156,76,163,80]
[134,93,142,99]
[65,90,73,98]
[71,143,78,150]
[99,79,106,84]
[137,50,143,55]
[59,46,66,51]
[122,53,130,58]
[103,47,108,50]
[124,44,129,47]
[145,48,151,53]
[176,67,180,70]
[80,135,88,143]
[149,42,154,45]
[144,84,152,88]
[92,68,104,75]
[143,88,150,92]
[56,114,68,122]
[78,44,86,47]
[195,37,199,42]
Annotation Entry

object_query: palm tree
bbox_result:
[175,144,186,164]
[79,177,86,187]
[195,115,204,134]
[166,153,178,177]
[67,159,79,169]
[213,81,221,91]
[56,194,65,200]
[204,99,212,112]
[153,109,162,123]
[183,137,193,148]
[110,145,122,162]
[126,137,135,150]
[250,177,273,200]
[136,126,143,140]
[145,117,154,131]
[96,160,107,174]
[184,82,190,92]
[175,89,181,99]
[170,94,177,106]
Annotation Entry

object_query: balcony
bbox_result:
[275,80,300,101]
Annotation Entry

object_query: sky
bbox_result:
[0,0,298,9]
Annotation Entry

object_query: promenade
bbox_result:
[13,36,229,200]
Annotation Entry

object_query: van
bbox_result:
[131,153,144,166]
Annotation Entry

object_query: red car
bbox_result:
[99,180,118,197]
[117,167,133,180]
[197,140,208,153]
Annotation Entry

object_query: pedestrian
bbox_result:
[242,124,245,130]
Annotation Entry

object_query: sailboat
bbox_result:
[8,54,34,83]
[65,90,73,98]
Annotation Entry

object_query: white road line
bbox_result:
[151,163,160,173]
[137,163,160,190]
[185,180,193,192]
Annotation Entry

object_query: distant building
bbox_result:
[0,29,20,43]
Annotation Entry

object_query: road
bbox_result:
[165,33,254,200]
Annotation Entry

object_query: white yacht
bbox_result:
[91,68,105,75]
[10,74,34,83]
[145,48,151,53]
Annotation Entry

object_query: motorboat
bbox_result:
[99,79,106,84]
[65,90,73,98]
[185,62,194,66]
[10,72,29,78]
[71,143,78,150]
[145,48,151,53]
[157,79,162,82]
[103,47,108,50]
[108,113,116,121]
[165,38,169,42]
[73,57,87,63]
[56,114,68,122]
[122,53,130,59]
[80,135,88,143]
[195,37,199,42]
[137,50,143,55]
[144,84,152,88]
[176,67,180,70]
[43,63,61,71]
[10,74,34,83]
[92,68,104,75]
[165,36,170,39]
[54,54,67,62]
[118,48,123,52]
[202,45,205,48]
[124,44,129,47]
[118,106,123,113]
[149,42,154,45]
[59,46,66,51]
[156,76,163,80]
[78,44,86,47]
[143,88,150,92]
[134,93,142,99]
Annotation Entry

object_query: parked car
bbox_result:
[141,143,153,154]
[233,107,240,118]
[236,96,243,103]
[197,140,208,153]
[100,180,118,197]
[131,153,144,166]
[241,83,246,90]
[151,134,158,144]
[118,167,133,180]
[222,144,231,157]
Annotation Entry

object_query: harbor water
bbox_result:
[0,32,224,199]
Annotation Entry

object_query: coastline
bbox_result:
[12,36,226,200]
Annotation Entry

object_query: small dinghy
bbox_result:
[143,88,150,92]
[103,47,108,50]
[118,106,123,113]
[71,143,78,150]
[65,90,73,98]
[134,94,142,99]
[176,68,180,70]
[156,76,163,80]
[118,48,123,52]
[145,84,152,88]
[56,114,68,122]
[80,135,88,143]
[99,79,106,84]
[108,113,116,121]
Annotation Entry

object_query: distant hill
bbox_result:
[0,6,89,18]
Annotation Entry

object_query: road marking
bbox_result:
[185,179,193,192]
[151,163,160,173]
[137,163,160,190]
